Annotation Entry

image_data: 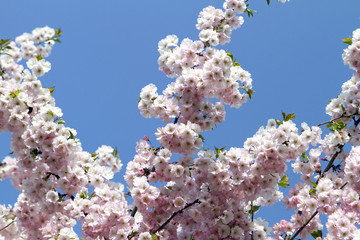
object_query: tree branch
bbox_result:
[131,206,137,217]
[0,220,15,232]
[151,199,201,234]
[289,210,318,240]
[290,116,360,239]
[317,113,359,127]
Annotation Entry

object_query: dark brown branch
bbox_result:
[0,220,15,232]
[317,113,359,127]
[289,210,318,240]
[131,206,137,217]
[151,199,201,234]
[317,144,344,185]
[290,117,360,239]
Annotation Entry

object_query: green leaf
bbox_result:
[333,121,346,131]
[245,8,256,18]
[249,205,260,214]
[9,90,20,98]
[275,119,282,126]
[0,39,10,46]
[326,122,333,128]
[310,181,317,188]
[284,113,296,121]
[36,55,43,61]
[88,192,95,199]
[112,147,119,157]
[309,188,316,195]
[151,234,157,240]
[226,51,234,61]
[215,146,225,158]
[310,230,323,239]
[48,86,55,95]
[199,134,205,142]
[5,213,16,221]
[278,175,290,188]
[57,120,66,124]
[55,28,62,37]
[166,186,173,190]
[301,152,308,160]
[342,37,352,45]
[47,110,54,116]
[53,38,61,43]
[266,0,270,5]
[79,192,87,199]
[247,89,254,99]
[341,104,345,112]
[232,61,241,67]
[68,130,75,140]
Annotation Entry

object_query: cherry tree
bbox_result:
[1,0,360,239]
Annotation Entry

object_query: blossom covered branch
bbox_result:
[1,0,360,239]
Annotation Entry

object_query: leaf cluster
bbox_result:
[326,120,346,132]
[278,175,290,188]
[0,39,12,56]
[275,111,296,126]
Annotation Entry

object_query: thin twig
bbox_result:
[0,220,15,232]
[317,113,359,127]
[290,116,360,239]
[151,199,201,234]
[289,210,318,240]
[131,206,137,217]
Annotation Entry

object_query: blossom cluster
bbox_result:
[343,28,360,72]
[0,27,131,239]
[3,0,360,240]
[140,6,253,131]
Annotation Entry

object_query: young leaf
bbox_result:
[342,37,352,45]
[199,134,205,142]
[226,51,234,61]
[275,119,282,126]
[249,205,260,214]
[284,113,296,121]
[79,192,87,199]
[309,188,316,195]
[112,147,119,157]
[267,0,270,5]
[9,90,20,98]
[301,152,308,160]
[68,130,75,140]
[341,104,345,112]
[247,89,254,99]
[278,175,290,188]
[310,230,322,239]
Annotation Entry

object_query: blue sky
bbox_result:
[1,0,360,237]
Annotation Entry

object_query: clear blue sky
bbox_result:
[1,0,360,237]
